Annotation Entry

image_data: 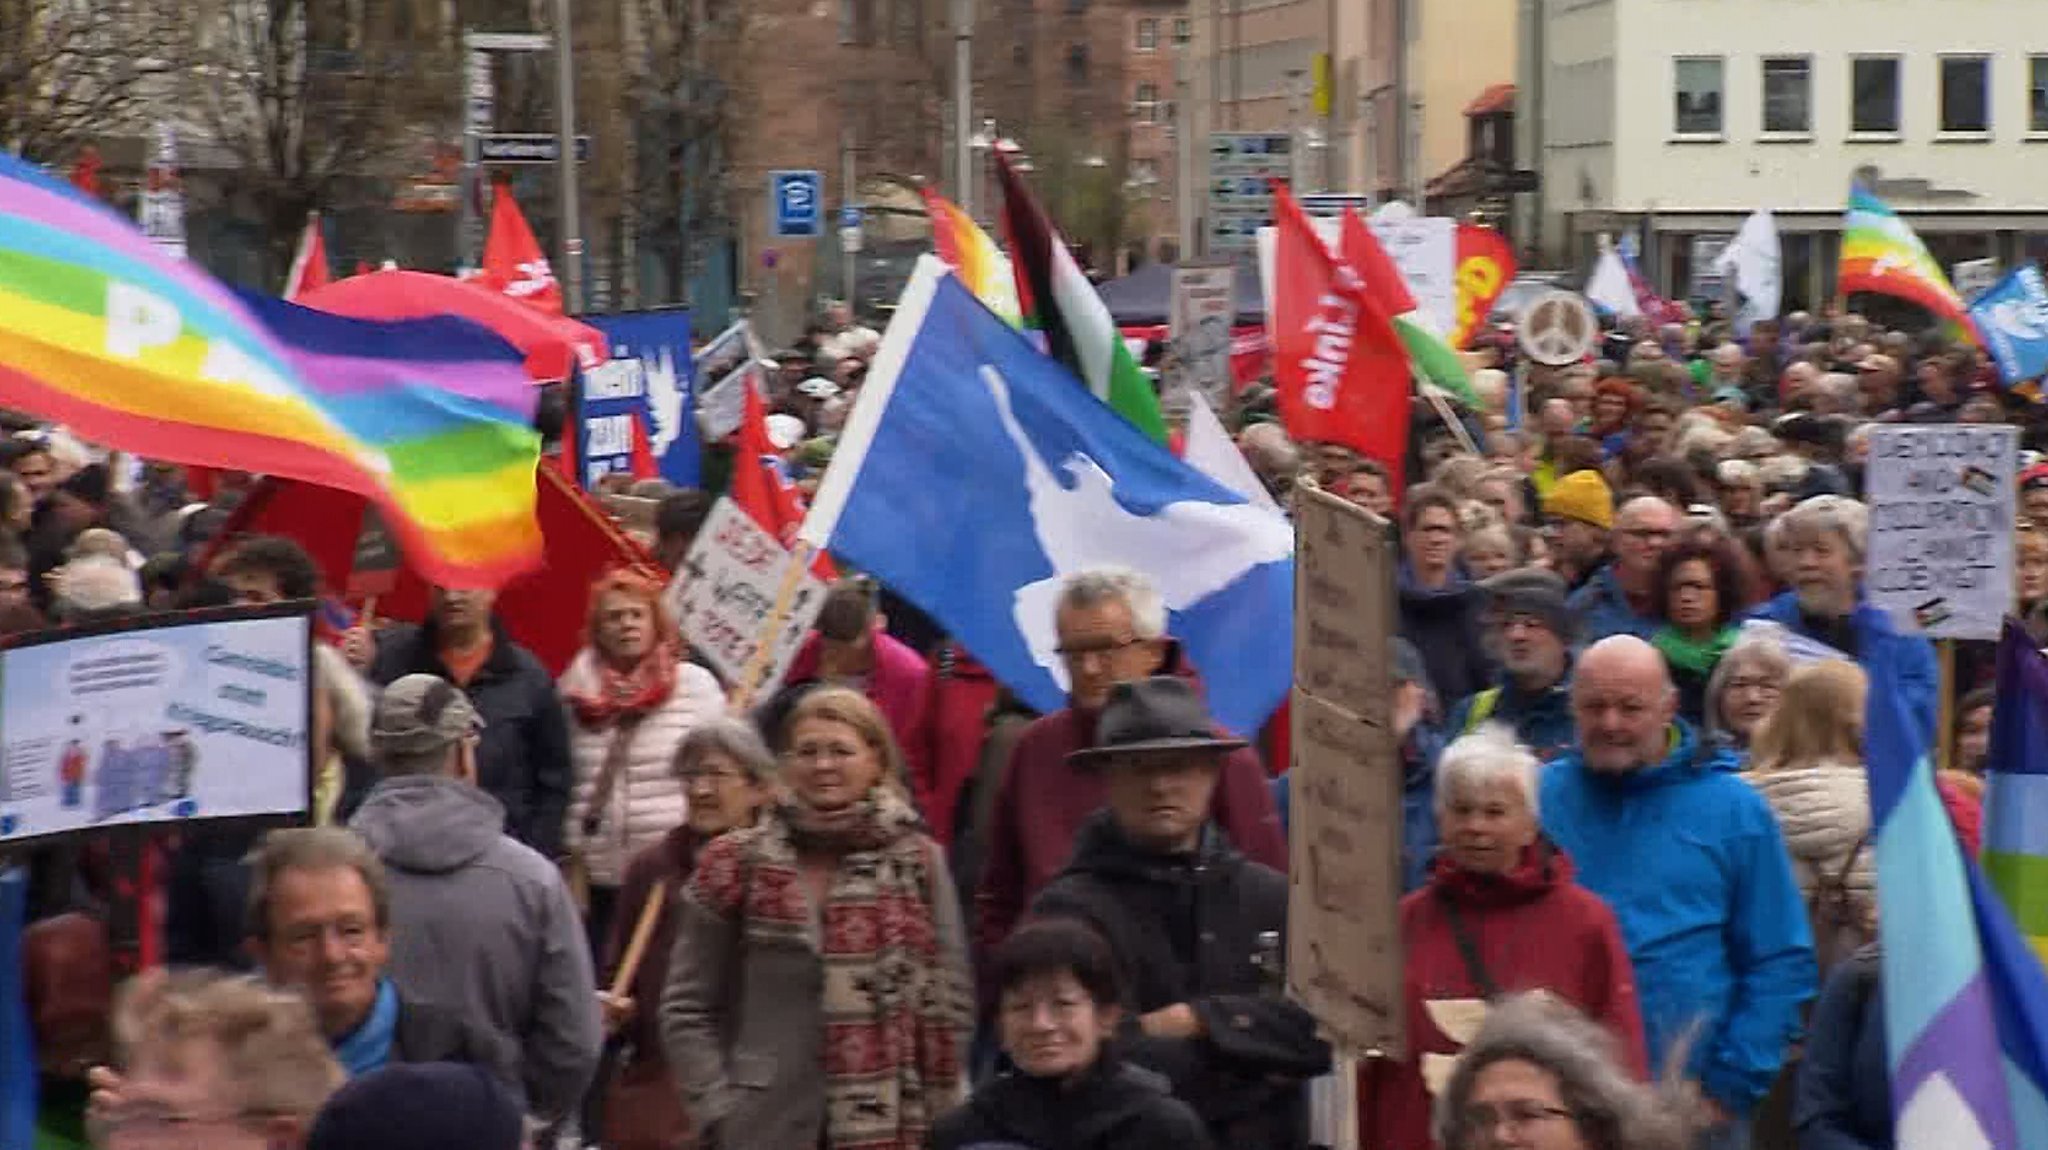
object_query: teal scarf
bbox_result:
[332,978,400,1077]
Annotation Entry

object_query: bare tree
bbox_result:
[625,0,750,305]
[0,0,181,163]
[176,0,457,284]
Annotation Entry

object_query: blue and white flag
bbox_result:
[1970,267,2048,388]
[801,256,1294,735]
[582,309,699,487]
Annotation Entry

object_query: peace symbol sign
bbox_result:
[1518,292,1596,366]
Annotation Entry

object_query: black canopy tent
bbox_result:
[1094,261,1267,327]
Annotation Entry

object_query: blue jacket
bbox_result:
[1540,721,1816,1113]
[1793,947,1889,1150]
[1275,722,1444,894]
[1743,592,1938,746]
[1445,664,1577,762]
[1566,564,1659,643]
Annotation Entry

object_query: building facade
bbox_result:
[1523,0,2048,307]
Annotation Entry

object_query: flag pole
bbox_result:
[1938,638,1956,774]
[728,539,818,711]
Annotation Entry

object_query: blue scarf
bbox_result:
[332,978,400,1077]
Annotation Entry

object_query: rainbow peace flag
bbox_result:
[919,185,1020,326]
[0,152,542,587]
[1840,184,1979,338]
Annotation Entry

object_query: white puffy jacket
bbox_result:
[561,651,726,887]
[1744,759,1876,908]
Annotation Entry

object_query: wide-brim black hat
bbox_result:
[1067,676,1248,767]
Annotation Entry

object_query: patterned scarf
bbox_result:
[694,787,971,1150]
[565,640,680,729]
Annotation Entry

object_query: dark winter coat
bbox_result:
[1028,814,1331,1150]
[929,1060,1214,1150]
[392,994,520,1085]
[368,617,573,858]
[1396,561,1496,707]
[1444,664,1578,763]
[1794,947,1889,1150]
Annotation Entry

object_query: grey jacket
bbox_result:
[350,775,602,1121]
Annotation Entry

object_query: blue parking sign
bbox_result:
[770,170,823,238]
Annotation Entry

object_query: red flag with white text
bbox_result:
[481,182,563,314]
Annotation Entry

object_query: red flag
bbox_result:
[733,382,836,579]
[1268,185,1410,487]
[628,412,659,481]
[1452,224,1516,347]
[283,212,331,300]
[69,147,103,199]
[1339,209,1419,317]
[481,182,563,314]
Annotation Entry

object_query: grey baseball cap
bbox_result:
[371,674,482,762]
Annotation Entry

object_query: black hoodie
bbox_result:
[1029,813,1330,1150]
[930,1060,1212,1150]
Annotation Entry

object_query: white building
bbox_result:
[1520,0,2048,308]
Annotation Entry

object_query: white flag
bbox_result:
[1181,393,1279,511]
[1585,245,1641,319]
[1714,210,1782,333]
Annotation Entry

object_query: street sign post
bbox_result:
[1205,132,1294,255]
[477,133,592,164]
[769,170,824,238]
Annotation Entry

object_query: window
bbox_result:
[1673,57,1723,135]
[1131,158,1160,186]
[1066,43,1088,86]
[1852,56,1901,134]
[2033,56,2048,132]
[1136,18,1157,51]
[1134,82,1159,122]
[1173,18,1191,46]
[1761,56,1811,134]
[1941,55,1990,133]
[839,0,874,45]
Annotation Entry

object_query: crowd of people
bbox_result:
[0,295,2029,1150]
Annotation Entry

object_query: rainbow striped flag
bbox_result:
[1986,622,2048,964]
[0,152,542,587]
[1871,632,2048,1149]
[919,186,1019,326]
[1840,183,1979,338]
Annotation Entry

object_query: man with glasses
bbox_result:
[1449,569,1579,761]
[243,828,513,1082]
[1568,495,1680,642]
[972,567,1286,977]
[348,674,601,1126]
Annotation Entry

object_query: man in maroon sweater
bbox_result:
[972,568,1287,974]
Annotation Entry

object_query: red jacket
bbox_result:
[783,627,933,787]
[1364,842,1647,1150]
[918,644,1001,847]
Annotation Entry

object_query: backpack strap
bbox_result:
[1434,889,1501,998]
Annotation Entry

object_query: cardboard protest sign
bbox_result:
[0,606,313,845]
[664,498,826,698]
[1288,484,1404,1056]
[1865,424,2018,642]
[1171,263,1236,412]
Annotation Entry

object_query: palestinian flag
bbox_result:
[995,152,1168,443]
[1339,211,1483,409]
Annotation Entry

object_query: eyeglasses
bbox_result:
[1054,636,1143,664]
[1453,1100,1576,1139]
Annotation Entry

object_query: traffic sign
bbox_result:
[477,133,591,164]
[1205,132,1293,253]
[1518,291,1597,366]
[770,170,824,238]
[839,204,864,230]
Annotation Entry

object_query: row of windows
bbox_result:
[1673,54,2048,138]
[1134,17,1193,52]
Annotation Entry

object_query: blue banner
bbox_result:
[579,310,698,488]
[1970,267,2048,387]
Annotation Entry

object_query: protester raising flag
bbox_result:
[0,151,545,587]
[1338,209,1483,409]
[919,185,1020,325]
[1267,184,1412,491]
[283,210,331,300]
[481,179,563,315]
[1870,633,2048,1148]
[801,255,1292,735]
[1714,209,1782,335]
[1841,183,1979,339]
[993,152,1168,443]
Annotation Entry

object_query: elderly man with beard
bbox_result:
[1540,636,1814,1150]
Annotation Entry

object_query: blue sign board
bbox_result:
[577,310,699,489]
[839,204,864,230]
[769,170,824,238]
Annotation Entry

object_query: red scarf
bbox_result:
[566,641,680,728]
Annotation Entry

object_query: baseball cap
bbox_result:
[370,675,481,762]
[795,376,842,400]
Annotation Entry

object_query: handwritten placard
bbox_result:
[1288,485,1403,1056]
[1864,425,2017,642]
[664,498,826,697]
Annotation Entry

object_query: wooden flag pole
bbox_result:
[610,880,668,997]
[728,539,818,711]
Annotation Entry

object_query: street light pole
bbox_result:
[953,0,974,215]
[553,0,584,313]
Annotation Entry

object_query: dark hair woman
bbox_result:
[931,918,1212,1150]
[1649,538,1747,724]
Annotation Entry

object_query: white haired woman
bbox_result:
[1435,993,1698,1150]
[1743,495,1937,741]
[1364,726,1647,1150]
[1702,636,1791,755]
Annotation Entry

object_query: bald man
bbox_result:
[1566,496,1680,643]
[1539,637,1813,1147]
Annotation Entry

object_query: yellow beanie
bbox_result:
[1541,469,1614,530]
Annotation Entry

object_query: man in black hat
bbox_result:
[1027,676,1330,1150]
[1448,568,1578,759]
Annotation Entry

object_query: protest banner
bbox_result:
[584,309,699,488]
[0,606,313,845]
[1171,262,1236,412]
[1865,424,2017,642]
[1288,484,1404,1060]
[1368,215,1457,337]
[1969,267,2048,386]
[695,358,772,444]
[664,497,827,699]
